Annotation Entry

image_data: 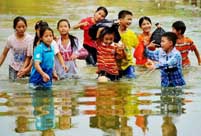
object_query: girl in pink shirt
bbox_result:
[55,19,88,79]
[0,16,33,81]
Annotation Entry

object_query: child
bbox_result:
[18,20,67,78]
[134,16,155,66]
[96,27,120,81]
[0,16,33,81]
[117,10,138,78]
[145,32,185,87]
[55,19,88,79]
[172,20,201,67]
[73,6,108,66]
[29,26,55,89]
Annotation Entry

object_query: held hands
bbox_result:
[17,68,27,78]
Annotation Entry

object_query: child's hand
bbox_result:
[53,72,59,81]
[69,54,78,60]
[17,68,27,78]
[145,60,156,70]
[42,73,50,82]
[147,41,156,48]
[62,65,68,72]
[81,22,89,27]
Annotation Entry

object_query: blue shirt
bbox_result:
[29,42,54,88]
[145,47,186,87]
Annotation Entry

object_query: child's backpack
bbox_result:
[150,23,165,47]
[89,19,121,43]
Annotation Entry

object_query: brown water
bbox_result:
[0,0,201,136]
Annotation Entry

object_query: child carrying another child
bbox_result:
[0,16,33,81]
[73,6,108,66]
[96,26,121,81]
[29,26,55,89]
[55,19,88,79]
[172,21,201,67]
[145,32,185,87]
[117,10,138,78]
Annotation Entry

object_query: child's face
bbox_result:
[94,10,107,22]
[140,19,152,33]
[103,33,114,45]
[15,20,27,36]
[58,21,70,35]
[41,30,53,46]
[119,15,133,28]
[161,36,173,52]
[172,27,180,36]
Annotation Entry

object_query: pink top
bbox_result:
[5,33,33,71]
[80,17,96,48]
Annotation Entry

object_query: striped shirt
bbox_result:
[145,48,186,87]
[175,37,196,66]
[97,42,119,75]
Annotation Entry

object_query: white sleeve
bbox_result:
[52,40,59,55]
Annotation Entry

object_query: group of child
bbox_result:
[0,6,200,90]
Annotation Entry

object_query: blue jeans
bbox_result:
[123,65,136,79]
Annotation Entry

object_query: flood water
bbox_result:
[0,0,201,136]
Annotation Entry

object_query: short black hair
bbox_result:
[162,32,178,46]
[118,10,133,19]
[96,6,108,17]
[172,21,186,34]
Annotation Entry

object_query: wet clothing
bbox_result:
[97,42,119,80]
[55,37,88,79]
[5,33,33,72]
[145,47,185,87]
[29,42,55,89]
[175,36,196,66]
[79,17,97,65]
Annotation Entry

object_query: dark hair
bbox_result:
[172,21,186,34]
[96,6,108,17]
[39,26,54,41]
[118,10,133,19]
[33,20,49,48]
[99,26,115,41]
[13,16,27,29]
[35,20,49,30]
[162,32,177,46]
[139,16,152,27]
[57,19,78,51]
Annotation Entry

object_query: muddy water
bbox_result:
[0,0,201,136]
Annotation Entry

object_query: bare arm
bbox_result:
[34,61,50,82]
[56,53,68,72]
[0,47,9,67]
[17,57,33,77]
[194,47,201,65]
[72,22,89,30]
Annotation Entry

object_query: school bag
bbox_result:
[88,19,121,43]
[150,23,165,47]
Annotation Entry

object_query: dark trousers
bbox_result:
[83,44,97,65]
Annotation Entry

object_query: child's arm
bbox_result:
[72,22,89,30]
[34,61,50,82]
[17,56,32,77]
[0,47,9,67]
[145,48,160,62]
[56,53,68,72]
[193,46,201,65]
